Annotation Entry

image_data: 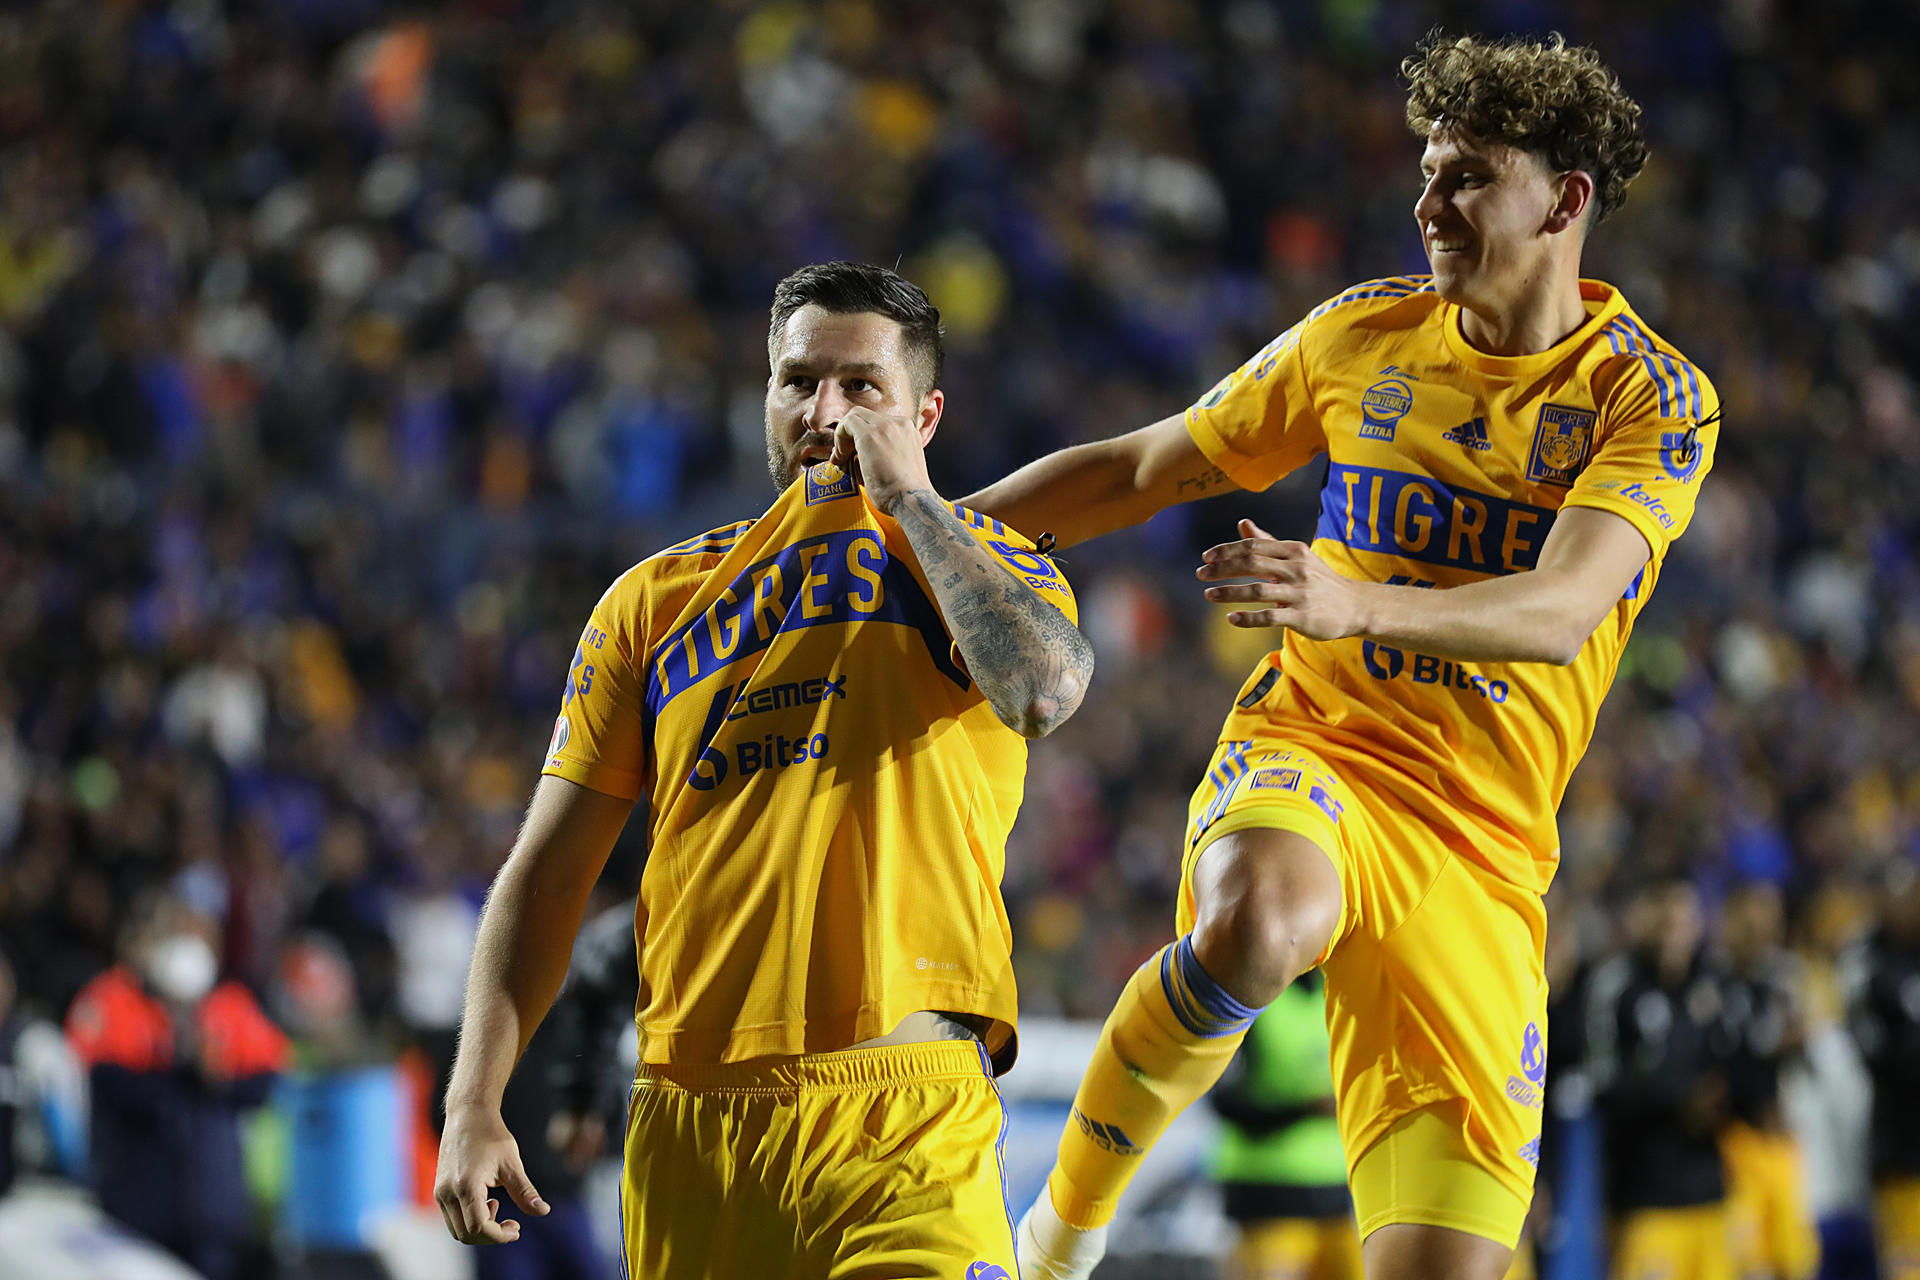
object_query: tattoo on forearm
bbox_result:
[1175,464,1232,497]
[892,490,1094,736]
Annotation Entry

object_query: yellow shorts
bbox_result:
[1720,1122,1818,1280]
[1879,1176,1920,1280]
[1230,1215,1364,1280]
[620,1041,1018,1279]
[1182,736,1548,1247]
[1609,1204,1733,1280]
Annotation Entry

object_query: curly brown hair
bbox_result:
[1403,31,1649,224]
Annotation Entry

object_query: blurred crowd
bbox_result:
[0,0,1915,1274]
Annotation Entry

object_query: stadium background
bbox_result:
[0,1,1914,1278]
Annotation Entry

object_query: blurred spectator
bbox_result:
[1585,877,1735,1280]
[0,948,18,1198]
[1717,882,1819,1280]
[1846,865,1920,1280]
[1205,969,1360,1280]
[63,890,290,1280]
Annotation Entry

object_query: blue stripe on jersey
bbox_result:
[1607,318,1702,419]
[1194,740,1253,838]
[664,521,755,556]
[950,504,1005,535]
[1318,463,1559,576]
[645,530,968,715]
[1306,276,1435,320]
[1603,322,1674,417]
[1322,464,1652,597]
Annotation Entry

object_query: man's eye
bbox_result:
[785,375,813,389]
[847,379,874,393]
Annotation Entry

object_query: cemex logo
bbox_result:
[965,1265,1013,1280]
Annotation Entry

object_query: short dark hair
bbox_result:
[768,261,945,397]
[1403,31,1649,225]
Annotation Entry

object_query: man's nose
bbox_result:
[804,381,850,430]
[1413,177,1443,227]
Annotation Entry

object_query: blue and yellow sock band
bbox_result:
[1159,935,1261,1039]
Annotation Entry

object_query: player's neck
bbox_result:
[1455,262,1588,358]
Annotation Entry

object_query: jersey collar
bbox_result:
[1439,278,1627,376]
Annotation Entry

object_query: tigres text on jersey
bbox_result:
[542,463,1077,1068]
[1186,276,1717,892]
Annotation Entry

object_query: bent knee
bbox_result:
[1189,831,1341,1004]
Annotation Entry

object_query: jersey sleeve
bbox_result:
[955,507,1079,626]
[1561,357,1720,560]
[541,570,651,801]
[1182,317,1330,491]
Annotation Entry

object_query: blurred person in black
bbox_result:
[0,948,18,1198]
[62,891,290,1280]
[1585,875,1734,1280]
[1845,863,1920,1280]
[1716,881,1817,1280]
[1206,970,1362,1280]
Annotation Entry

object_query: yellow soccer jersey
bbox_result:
[1186,276,1718,891]
[541,463,1076,1068]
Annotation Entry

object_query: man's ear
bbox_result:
[918,388,944,444]
[1546,169,1595,236]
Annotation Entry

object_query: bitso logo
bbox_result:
[1359,377,1415,441]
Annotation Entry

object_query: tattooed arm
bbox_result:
[960,413,1240,549]
[889,489,1093,737]
[831,408,1094,738]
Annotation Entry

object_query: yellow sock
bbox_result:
[1047,937,1260,1229]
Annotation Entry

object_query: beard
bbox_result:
[765,426,837,490]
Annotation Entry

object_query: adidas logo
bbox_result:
[1442,416,1492,451]
[1071,1108,1145,1157]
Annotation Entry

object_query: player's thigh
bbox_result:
[622,1083,803,1280]
[1361,1220,1514,1280]
[814,1064,1018,1278]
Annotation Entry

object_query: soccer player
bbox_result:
[432,261,1093,1277]
[964,32,1720,1280]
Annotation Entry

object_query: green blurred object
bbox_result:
[244,1099,289,1219]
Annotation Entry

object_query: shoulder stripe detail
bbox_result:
[1306,276,1436,320]
[949,503,1005,535]
[1604,320,1703,419]
[663,520,755,556]
[1605,318,1703,419]
[1613,316,1699,418]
